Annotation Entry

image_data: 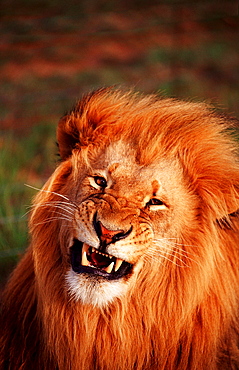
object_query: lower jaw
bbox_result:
[74,264,123,280]
[66,269,129,307]
[71,263,133,281]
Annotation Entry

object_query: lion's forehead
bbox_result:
[90,140,183,199]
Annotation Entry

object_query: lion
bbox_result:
[1,87,239,369]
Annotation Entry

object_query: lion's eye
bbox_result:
[146,198,167,210]
[94,176,107,188]
[147,198,164,206]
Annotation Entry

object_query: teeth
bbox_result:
[114,258,123,272]
[104,261,114,274]
[81,243,124,273]
[94,249,113,259]
[81,244,90,266]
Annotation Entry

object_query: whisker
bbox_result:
[144,254,163,266]
[156,242,198,260]
[43,211,73,219]
[147,239,199,267]
[154,238,199,249]
[40,204,75,216]
[157,252,188,267]
[154,238,199,257]
[148,248,190,267]
[33,217,72,227]
[23,202,76,218]
[156,243,197,261]
[27,201,76,210]
[26,200,75,208]
[25,184,79,209]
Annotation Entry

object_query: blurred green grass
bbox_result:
[0,124,57,284]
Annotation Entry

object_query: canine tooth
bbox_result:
[82,243,89,254]
[92,247,96,253]
[105,261,114,274]
[81,250,90,266]
[114,258,123,272]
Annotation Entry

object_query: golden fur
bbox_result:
[1,88,239,369]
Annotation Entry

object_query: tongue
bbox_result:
[90,251,113,268]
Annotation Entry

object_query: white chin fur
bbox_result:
[66,269,129,307]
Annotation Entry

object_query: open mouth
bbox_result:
[70,239,133,280]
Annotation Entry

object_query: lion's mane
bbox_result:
[1,88,239,369]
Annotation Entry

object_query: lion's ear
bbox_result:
[57,88,114,160]
[216,210,239,230]
[216,186,239,229]
[57,115,80,160]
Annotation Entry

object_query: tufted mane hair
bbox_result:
[1,87,239,369]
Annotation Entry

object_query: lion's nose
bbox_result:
[93,215,132,246]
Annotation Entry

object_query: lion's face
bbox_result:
[30,88,239,313]
[65,140,197,306]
